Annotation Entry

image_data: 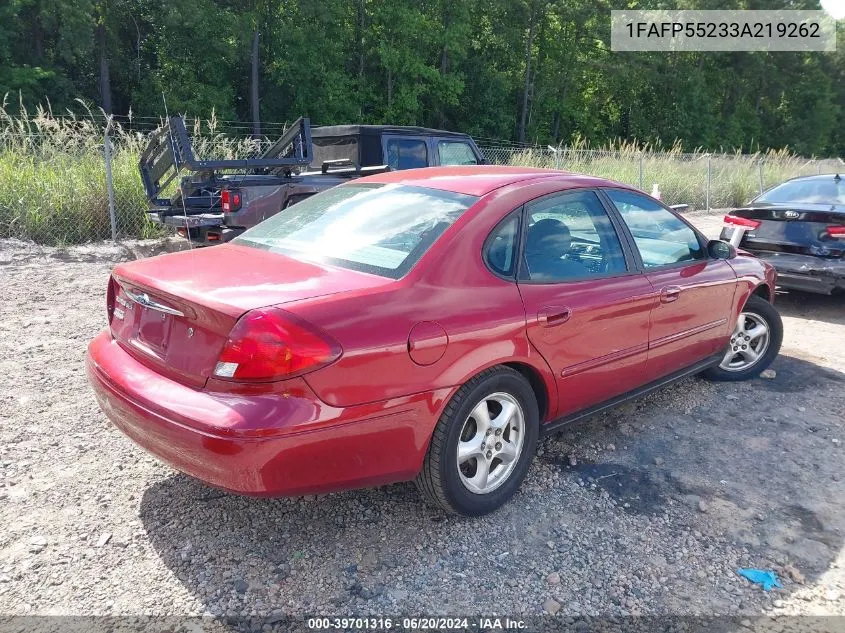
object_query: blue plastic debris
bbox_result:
[738,568,783,591]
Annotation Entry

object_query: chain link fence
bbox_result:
[481,145,843,210]
[0,113,842,245]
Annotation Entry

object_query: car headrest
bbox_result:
[525,218,572,256]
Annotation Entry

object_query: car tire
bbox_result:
[415,366,539,516]
[704,295,783,382]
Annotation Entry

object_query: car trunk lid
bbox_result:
[730,204,845,257]
[108,243,391,388]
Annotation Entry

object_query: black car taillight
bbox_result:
[825,225,845,239]
[723,215,761,230]
[221,188,241,213]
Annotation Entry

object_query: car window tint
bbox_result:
[235,183,477,279]
[522,190,627,282]
[438,141,478,166]
[605,189,704,268]
[386,138,428,170]
[485,214,519,277]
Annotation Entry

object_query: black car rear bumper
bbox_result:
[749,251,845,295]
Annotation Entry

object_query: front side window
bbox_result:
[386,138,428,170]
[438,141,479,166]
[605,189,704,268]
[235,183,477,278]
[522,190,627,282]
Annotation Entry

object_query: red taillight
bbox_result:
[221,189,241,213]
[723,215,761,230]
[826,226,845,238]
[214,309,341,382]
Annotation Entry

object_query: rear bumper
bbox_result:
[86,330,443,496]
[750,251,845,294]
[147,212,243,244]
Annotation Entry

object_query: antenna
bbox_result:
[162,92,193,251]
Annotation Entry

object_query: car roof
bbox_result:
[770,173,842,185]
[355,165,631,197]
[311,124,471,139]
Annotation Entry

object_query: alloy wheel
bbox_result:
[456,392,525,494]
[719,311,771,372]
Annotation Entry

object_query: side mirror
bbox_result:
[707,239,736,260]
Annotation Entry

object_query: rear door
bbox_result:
[515,189,655,419]
[602,188,737,381]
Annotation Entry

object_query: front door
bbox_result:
[603,188,738,380]
[516,189,655,419]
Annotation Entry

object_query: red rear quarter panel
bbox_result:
[293,185,543,411]
[291,178,641,419]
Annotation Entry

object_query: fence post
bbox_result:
[706,154,711,210]
[638,153,644,190]
[757,159,764,195]
[104,118,118,241]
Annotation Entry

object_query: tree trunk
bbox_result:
[518,1,537,143]
[437,1,451,128]
[357,0,365,119]
[251,28,261,138]
[97,22,112,114]
[387,67,393,111]
[33,10,43,63]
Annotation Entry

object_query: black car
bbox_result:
[721,173,845,294]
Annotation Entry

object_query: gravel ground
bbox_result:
[1,213,843,623]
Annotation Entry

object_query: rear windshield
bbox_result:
[311,136,358,168]
[755,178,845,205]
[234,183,477,278]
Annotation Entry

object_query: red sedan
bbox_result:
[87,167,782,515]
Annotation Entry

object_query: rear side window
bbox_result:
[386,138,428,170]
[235,183,477,279]
[605,189,704,268]
[485,214,520,278]
[438,141,479,166]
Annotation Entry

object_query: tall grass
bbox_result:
[0,103,150,244]
[0,105,839,245]
[493,139,838,209]
[0,105,269,245]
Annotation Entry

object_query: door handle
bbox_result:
[659,286,682,303]
[538,307,572,327]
